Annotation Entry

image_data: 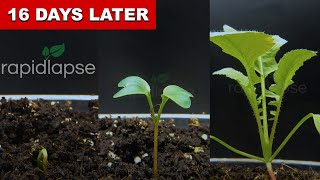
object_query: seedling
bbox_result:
[210,25,320,180]
[113,76,193,178]
[37,148,48,173]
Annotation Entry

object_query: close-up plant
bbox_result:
[37,148,48,173]
[210,25,320,180]
[113,76,193,178]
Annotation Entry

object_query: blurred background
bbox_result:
[210,0,320,161]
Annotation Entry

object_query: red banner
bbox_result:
[0,0,156,30]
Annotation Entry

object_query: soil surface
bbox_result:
[0,98,319,179]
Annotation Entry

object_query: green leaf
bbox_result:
[268,101,277,106]
[265,89,280,100]
[268,118,275,121]
[255,35,287,77]
[211,27,275,86]
[42,47,49,57]
[213,68,249,87]
[257,89,279,103]
[49,43,65,58]
[113,76,151,98]
[270,49,317,95]
[162,85,193,109]
[313,114,320,134]
[210,30,275,73]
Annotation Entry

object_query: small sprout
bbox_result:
[201,134,208,141]
[113,76,193,178]
[134,156,142,164]
[188,118,200,127]
[37,148,48,173]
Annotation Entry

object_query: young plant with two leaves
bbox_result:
[210,25,320,180]
[113,76,193,179]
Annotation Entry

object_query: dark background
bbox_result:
[210,0,320,161]
[98,0,210,114]
[0,31,98,94]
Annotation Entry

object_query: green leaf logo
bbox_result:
[42,43,65,60]
[42,47,49,57]
[50,44,65,58]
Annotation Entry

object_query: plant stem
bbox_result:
[146,93,156,120]
[271,113,313,160]
[251,96,268,159]
[269,95,283,151]
[149,95,168,179]
[266,162,276,180]
[156,96,168,124]
[210,135,264,162]
[245,71,266,158]
[153,123,159,179]
[260,72,270,146]
[258,64,271,162]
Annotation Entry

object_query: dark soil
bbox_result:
[0,98,319,179]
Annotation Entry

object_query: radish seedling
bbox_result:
[37,148,48,173]
[113,76,193,178]
[210,25,320,180]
